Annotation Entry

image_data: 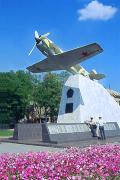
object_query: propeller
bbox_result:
[28,43,36,56]
[28,30,50,56]
[35,31,50,41]
[40,32,50,38]
[35,30,39,39]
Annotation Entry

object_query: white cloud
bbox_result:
[78,0,118,21]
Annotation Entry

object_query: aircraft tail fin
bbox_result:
[89,69,105,80]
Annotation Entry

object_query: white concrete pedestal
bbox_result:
[57,74,120,126]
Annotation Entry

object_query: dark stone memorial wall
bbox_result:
[13,122,120,143]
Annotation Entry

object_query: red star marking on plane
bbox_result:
[82,51,88,56]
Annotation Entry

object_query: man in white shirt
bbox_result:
[98,116,106,140]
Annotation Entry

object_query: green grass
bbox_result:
[0,129,13,137]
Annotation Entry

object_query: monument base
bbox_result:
[13,122,120,143]
[57,74,120,126]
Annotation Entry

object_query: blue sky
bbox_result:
[0,0,120,91]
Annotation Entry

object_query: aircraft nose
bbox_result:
[35,37,41,44]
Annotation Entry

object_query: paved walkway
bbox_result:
[0,136,120,154]
[0,142,63,154]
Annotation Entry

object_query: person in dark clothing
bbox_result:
[90,117,97,137]
[85,117,97,137]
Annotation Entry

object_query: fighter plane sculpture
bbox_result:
[27,31,105,80]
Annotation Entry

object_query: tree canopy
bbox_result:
[0,70,70,124]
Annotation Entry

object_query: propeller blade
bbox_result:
[42,32,50,37]
[39,32,50,40]
[28,43,36,56]
[35,30,39,39]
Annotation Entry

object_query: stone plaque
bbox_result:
[47,124,90,134]
[104,123,116,130]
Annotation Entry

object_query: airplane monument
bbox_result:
[13,31,120,142]
[27,31,120,124]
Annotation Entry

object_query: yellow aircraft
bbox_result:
[27,31,105,80]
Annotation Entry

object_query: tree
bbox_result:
[34,72,62,122]
[0,71,37,124]
[59,71,70,85]
[0,70,70,124]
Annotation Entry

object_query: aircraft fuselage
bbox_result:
[36,43,54,56]
[33,35,104,80]
[36,38,62,57]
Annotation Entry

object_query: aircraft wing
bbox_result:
[27,43,103,73]
[27,58,65,73]
[54,43,103,67]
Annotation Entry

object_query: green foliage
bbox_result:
[0,71,35,124]
[59,71,70,84]
[0,70,69,123]
[33,72,63,121]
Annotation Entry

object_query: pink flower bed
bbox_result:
[0,144,120,179]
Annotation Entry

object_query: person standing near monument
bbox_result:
[85,117,97,137]
[97,116,106,140]
[90,117,97,137]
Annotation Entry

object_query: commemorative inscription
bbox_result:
[47,124,90,134]
[47,123,117,135]
[104,123,116,130]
